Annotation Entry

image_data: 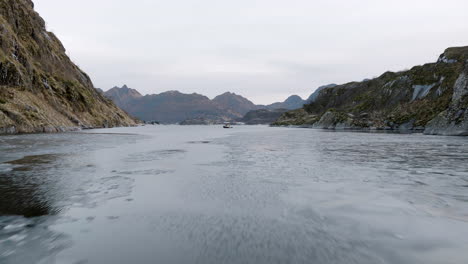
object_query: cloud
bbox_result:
[34,0,468,104]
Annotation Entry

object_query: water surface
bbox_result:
[1,126,467,264]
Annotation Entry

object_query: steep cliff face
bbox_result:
[425,61,468,135]
[274,46,468,136]
[0,0,136,133]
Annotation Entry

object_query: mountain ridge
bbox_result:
[0,0,136,133]
[273,46,468,136]
[104,86,314,123]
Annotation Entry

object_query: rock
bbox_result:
[451,68,468,103]
[272,109,320,126]
[0,126,16,134]
[239,109,288,125]
[0,1,137,134]
[274,46,468,136]
[313,111,353,129]
[425,63,468,136]
[424,110,468,136]
[412,84,436,101]
[43,126,57,133]
[399,119,415,131]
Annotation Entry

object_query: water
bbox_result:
[0,126,467,264]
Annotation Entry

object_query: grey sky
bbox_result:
[34,0,468,104]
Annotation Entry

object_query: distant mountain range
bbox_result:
[102,85,331,124]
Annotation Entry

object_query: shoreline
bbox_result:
[0,124,141,136]
[270,124,468,136]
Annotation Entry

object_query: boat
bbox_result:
[223,123,233,129]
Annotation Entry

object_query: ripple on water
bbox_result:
[118,169,174,176]
[0,216,70,264]
[125,149,187,162]
[71,176,135,208]
[187,141,211,144]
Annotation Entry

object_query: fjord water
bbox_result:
[1,126,467,264]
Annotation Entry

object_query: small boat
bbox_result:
[223,123,233,129]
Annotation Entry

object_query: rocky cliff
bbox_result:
[0,0,136,134]
[239,109,288,125]
[273,46,468,136]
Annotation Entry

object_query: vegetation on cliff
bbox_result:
[0,0,136,134]
[273,46,468,136]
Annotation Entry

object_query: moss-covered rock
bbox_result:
[425,63,468,136]
[272,109,320,126]
[0,0,137,134]
[275,46,468,136]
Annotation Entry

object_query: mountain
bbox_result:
[103,87,324,124]
[266,95,306,110]
[306,84,337,103]
[273,46,468,136]
[105,85,142,109]
[263,89,344,111]
[104,87,242,123]
[212,92,258,115]
[0,0,136,134]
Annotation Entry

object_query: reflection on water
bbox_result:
[0,154,62,217]
[0,132,140,263]
[0,126,467,264]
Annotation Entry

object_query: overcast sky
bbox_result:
[34,0,468,104]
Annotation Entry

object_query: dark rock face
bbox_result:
[274,46,468,136]
[0,0,136,133]
[239,109,289,125]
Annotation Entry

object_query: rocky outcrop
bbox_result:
[272,109,320,126]
[274,46,468,136]
[306,84,337,103]
[312,111,353,129]
[239,109,288,125]
[424,62,468,136]
[0,0,136,134]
